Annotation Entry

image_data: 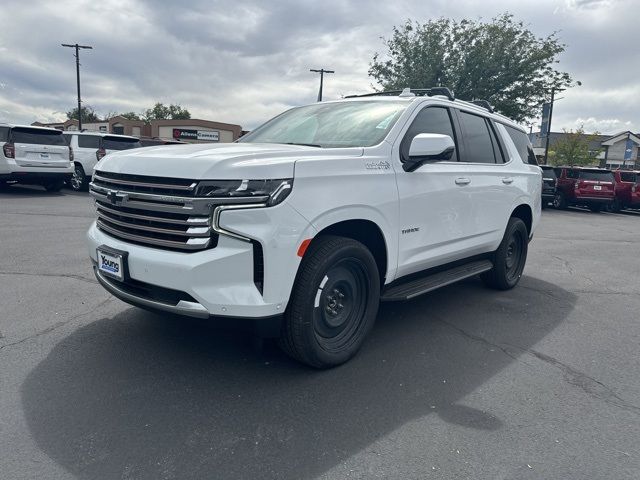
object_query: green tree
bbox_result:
[143,103,191,122]
[119,111,142,121]
[369,14,577,122]
[549,127,602,167]
[66,105,100,123]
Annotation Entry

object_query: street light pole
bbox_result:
[543,87,555,165]
[310,68,334,102]
[62,43,93,130]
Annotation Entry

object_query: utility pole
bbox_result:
[543,87,555,165]
[310,68,334,102]
[62,43,93,130]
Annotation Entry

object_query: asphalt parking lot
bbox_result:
[1,185,639,480]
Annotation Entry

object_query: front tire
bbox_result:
[481,217,528,291]
[279,235,380,368]
[69,163,89,191]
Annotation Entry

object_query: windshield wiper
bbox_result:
[282,142,322,148]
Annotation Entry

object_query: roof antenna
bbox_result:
[399,88,415,98]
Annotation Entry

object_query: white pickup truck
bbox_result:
[87,88,541,368]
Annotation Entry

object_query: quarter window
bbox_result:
[504,125,538,165]
[400,107,458,162]
[458,111,497,163]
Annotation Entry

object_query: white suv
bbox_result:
[64,132,142,191]
[0,124,73,191]
[87,88,541,368]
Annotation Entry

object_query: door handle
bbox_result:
[455,177,471,186]
[502,177,514,184]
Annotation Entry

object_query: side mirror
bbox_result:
[403,133,455,172]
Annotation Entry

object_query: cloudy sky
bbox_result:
[0,0,637,134]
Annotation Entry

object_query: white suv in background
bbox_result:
[87,88,541,368]
[64,132,142,191]
[0,124,73,192]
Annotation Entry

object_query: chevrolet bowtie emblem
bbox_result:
[107,190,129,205]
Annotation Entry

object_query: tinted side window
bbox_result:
[620,172,636,182]
[10,127,67,146]
[0,126,9,142]
[541,167,557,179]
[504,125,538,165]
[458,112,496,163]
[400,106,458,162]
[78,135,101,149]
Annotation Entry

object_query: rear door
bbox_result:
[11,127,69,168]
[75,134,102,174]
[453,110,519,247]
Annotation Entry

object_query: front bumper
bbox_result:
[87,201,314,319]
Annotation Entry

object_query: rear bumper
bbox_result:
[0,171,73,183]
[570,196,613,205]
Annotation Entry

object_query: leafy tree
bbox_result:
[549,127,602,167]
[369,14,578,122]
[66,105,100,123]
[119,111,142,121]
[143,103,191,122]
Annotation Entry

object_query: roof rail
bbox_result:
[470,99,493,113]
[345,87,455,101]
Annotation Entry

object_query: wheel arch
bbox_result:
[510,203,533,236]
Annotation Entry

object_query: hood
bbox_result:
[94,142,363,179]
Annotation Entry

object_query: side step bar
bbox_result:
[381,259,493,302]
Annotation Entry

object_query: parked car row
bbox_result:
[0,123,185,192]
[540,165,639,213]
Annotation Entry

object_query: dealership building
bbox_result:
[529,130,640,169]
[32,117,243,143]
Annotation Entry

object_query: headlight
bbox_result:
[195,179,293,206]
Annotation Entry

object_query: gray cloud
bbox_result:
[0,0,638,134]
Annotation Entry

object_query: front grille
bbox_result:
[91,172,217,252]
[93,171,198,196]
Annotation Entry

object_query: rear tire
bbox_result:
[553,192,567,209]
[279,235,380,368]
[44,180,64,192]
[588,204,602,213]
[611,199,622,213]
[481,217,528,291]
[70,163,89,191]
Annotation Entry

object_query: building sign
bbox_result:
[623,136,634,162]
[172,128,220,142]
[539,102,551,137]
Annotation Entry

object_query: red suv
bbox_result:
[553,167,615,212]
[612,170,640,212]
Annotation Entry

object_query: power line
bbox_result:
[61,43,93,130]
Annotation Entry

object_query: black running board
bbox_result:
[381,259,493,301]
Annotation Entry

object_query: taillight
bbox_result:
[96,148,106,160]
[3,142,15,159]
[554,178,558,187]
[69,146,74,162]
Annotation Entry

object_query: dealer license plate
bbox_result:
[594,185,602,190]
[97,248,124,281]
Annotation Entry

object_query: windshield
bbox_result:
[239,101,408,148]
[579,170,614,182]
